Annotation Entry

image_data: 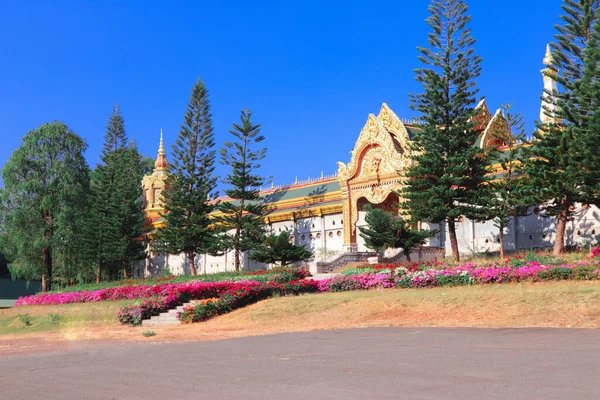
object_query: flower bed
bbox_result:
[178,280,320,324]
[116,280,320,326]
[50,267,310,294]
[319,262,600,292]
[15,280,263,307]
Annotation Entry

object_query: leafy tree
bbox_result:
[524,1,599,255]
[478,105,530,259]
[249,231,312,267]
[153,78,218,276]
[140,156,156,176]
[402,0,487,262]
[358,206,433,261]
[1,122,90,291]
[217,110,269,271]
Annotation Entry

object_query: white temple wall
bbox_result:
[422,222,442,248]
[135,204,600,277]
[356,210,368,252]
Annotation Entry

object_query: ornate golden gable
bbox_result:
[337,104,411,251]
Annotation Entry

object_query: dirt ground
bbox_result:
[2,281,600,357]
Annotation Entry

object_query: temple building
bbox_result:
[135,47,600,276]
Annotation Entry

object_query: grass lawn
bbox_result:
[0,300,132,336]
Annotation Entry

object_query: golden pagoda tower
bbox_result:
[142,130,169,227]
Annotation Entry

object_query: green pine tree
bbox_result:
[402,0,487,262]
[1,122,90,291]
[85,104,131,283]
[525,1,599,255]
[217,110,269,271]
[249,231,312,267]
[576,9,600,206]
[359,206,433,261]
[153,78,218,276]
[115,140,147,279]
[478,104,530,259]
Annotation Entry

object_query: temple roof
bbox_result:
[142,101,517,232]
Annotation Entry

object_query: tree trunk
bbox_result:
[404,249,412,262]
[188,252,197,276]
[96,259,103,284]
[122,257,129,279]
[234,225,242,272]
[234,247,240,271]
[554,200,569,256]
[448,219,460,262]
[42,246,52,292]
[499,229,505,260]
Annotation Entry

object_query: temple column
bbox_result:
[320,211,326,256]
[342,191,357,252]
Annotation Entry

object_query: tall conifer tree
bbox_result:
[217,110,268,271]
[402,0,486,261]
[575,9,600,206]
[116,140,147,278]
[85,104,129,283]
[153,78,217,275]
[85,105,147,282]
[525,1,599,255]
[1,122,90,291]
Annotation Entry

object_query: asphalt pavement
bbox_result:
[2,327,600,399]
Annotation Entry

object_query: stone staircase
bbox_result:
[142,302,193,326]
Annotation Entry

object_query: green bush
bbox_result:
[17,314,32,326]
[537,268,574,281]
[434,273,474,287]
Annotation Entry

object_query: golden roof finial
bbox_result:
[154,129,168,170]
[159,128,165,155]
[543,43,554,67]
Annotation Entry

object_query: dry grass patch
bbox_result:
[197,281,600,333]
[0,300,132,336]
[1,281,600,356]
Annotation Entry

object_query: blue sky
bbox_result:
[0,0,564,189]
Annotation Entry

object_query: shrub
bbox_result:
[17,314,32,326]
[117,304,143,326]
[537,267,574,281]
[117,298,169,326]
[178,280,319,324]
[142,331,156,337]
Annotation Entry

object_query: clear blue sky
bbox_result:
[0,0,564,189]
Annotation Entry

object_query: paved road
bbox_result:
[2,328,600,399]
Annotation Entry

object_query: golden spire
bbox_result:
[159,129,165,154]
[154,129,168,170]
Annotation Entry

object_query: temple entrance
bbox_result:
[337,104,412,252]
[355,193,401,252]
